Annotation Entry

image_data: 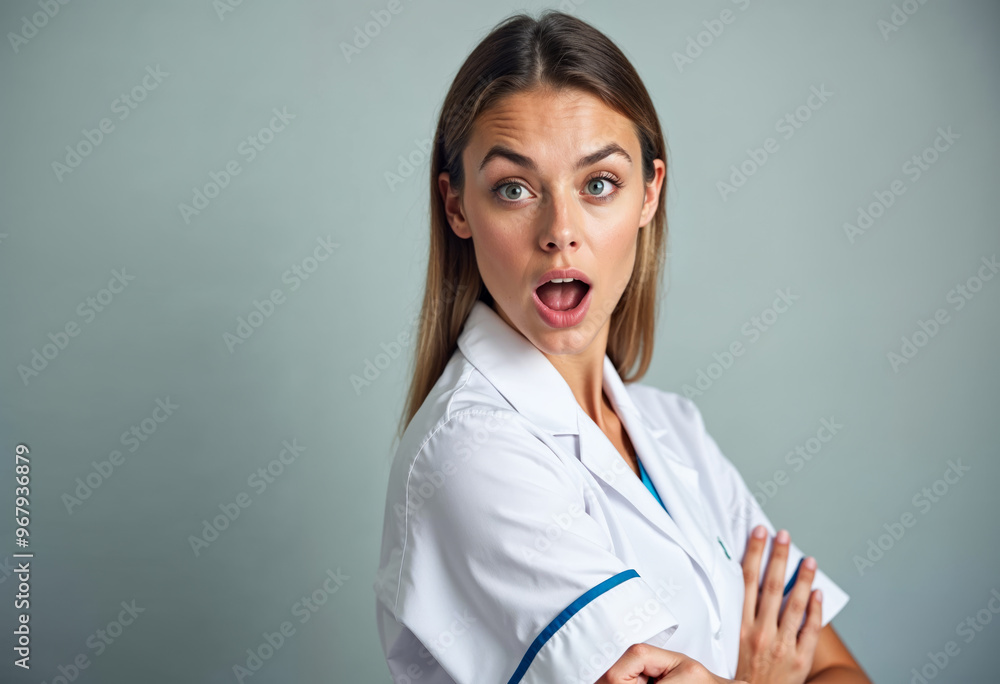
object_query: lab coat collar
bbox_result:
[456,301,720,593]
[457,301,580,435]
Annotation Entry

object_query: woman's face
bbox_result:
[439,87,665,358]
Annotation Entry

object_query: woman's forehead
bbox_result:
[467,90,639,170]
[475,88,630,135]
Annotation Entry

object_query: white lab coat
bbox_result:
[374,300,849,684]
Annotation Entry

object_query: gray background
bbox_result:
[1,0,998,682]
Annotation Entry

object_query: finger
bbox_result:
[796,588,824,656]
[741,525,768,626]
[655,657,737,684]
[655,656,711,681]
[777,555,816,642]
[609,644,686,682]
[757,528,790,625]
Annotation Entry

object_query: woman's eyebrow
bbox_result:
[478,142,633,172]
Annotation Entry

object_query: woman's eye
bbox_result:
[498,183,527,201]
[585,173,623,200]
[586,178,612,197]
[491,174,622,204]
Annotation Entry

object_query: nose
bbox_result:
[538,191,582,253]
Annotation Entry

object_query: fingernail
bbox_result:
[776,529,789,544]
[815,589,823,602]
[752,525,766,539]
[803,556,816,570]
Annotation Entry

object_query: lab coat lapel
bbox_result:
[595,357,718,581]
[632,425,718,580]
[457,301,719,582]
[576,415,684,543]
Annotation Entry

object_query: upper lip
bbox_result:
[534,267,592,290]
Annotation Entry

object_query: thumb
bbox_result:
[654,653,735,683]
[624,647,688,680]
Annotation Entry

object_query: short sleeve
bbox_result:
[681,398,850,628]
[378,410,680,684]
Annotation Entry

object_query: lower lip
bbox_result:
[532,284,593,329]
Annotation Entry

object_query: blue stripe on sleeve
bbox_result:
[507,569,640,684]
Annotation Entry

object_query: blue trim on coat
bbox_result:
[637,456,671,518]
[783,556,804,596]
[507,569,640,683]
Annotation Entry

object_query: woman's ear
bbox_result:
[439,171,472,239]
[638,158,666,228]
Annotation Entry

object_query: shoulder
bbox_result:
[396,407,571,518]
[380,351,578,547]
[396,349,523,456]
[377,393,583,614]
[377,405,541,610]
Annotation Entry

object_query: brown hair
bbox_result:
[395,9,670,441]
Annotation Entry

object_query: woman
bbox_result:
[374,10,871,684]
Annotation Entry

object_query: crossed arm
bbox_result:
[739,525,872,684]
[806,624,870,683]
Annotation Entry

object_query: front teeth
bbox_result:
[549,278,577,283]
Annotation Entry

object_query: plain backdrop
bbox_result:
[1,1,998,682]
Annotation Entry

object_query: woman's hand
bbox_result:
[735,526,823,684]
[596,643,748,684]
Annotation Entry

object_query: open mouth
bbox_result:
[531,267,594,329]
[534,278,591,311]
[532,271,593,329]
